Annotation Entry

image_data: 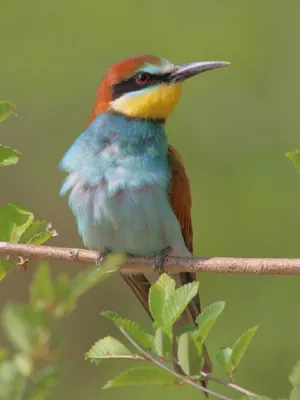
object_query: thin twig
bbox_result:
[119,326,232,400]
[202,372,257,397]
[1,241,300,275]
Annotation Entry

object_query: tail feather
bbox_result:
[120,272,152,319]
[178,271,212,374]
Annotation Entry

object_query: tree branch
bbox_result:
[1,241,300,274]
[119,326,232,400]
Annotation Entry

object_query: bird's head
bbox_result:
[89,55,230,123]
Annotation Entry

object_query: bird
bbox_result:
[59,55,230,375]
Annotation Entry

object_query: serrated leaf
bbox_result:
[103,366,177,389]
[0,259,15,281]
[0,204,34,242]
[229,326,258,372]
[289,360,300,388]
[149,273,176,327]
[0,145,21,167]
[162,282,199,331]
[85,336,136,365]
[177,332,203,376]
[30,263,55,309]
[0,360,26,400]
[2,303,48,354]
[286,149,300,172]
[23,365,63,400]
[215,347,233,375]
[154,327,172,358]
[0,101,16,122]
[195,301,225,342]
[101,311,153,350]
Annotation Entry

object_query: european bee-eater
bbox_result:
[60,55,229,374]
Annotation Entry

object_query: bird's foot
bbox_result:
[154,246,172,274]
[96,247,111,266]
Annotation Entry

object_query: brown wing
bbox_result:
[168,144,212,373]
[168,144,193,253]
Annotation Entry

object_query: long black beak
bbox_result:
[168,61,231,83]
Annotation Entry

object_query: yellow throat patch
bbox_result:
[111,83,182,120]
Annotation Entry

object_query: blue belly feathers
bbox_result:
[59,112,189,257]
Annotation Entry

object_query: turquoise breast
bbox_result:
[60,112,189,257]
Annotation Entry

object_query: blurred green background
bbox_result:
[1,0,300,398]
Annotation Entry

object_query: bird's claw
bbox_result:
[154,246,172,274]
[96,247,111,266]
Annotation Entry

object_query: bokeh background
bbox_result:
[1,0,300,398]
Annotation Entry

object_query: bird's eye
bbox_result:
[135,72,150,85]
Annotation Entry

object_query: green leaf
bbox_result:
[101,311,153,350]
[54,255,123,318]
[154,327,172,358]
[286,149,300,172]
[52,273,71,317]
[0,348,9,362]
[216,327,258,378]
[215,347,233,375]
[14,353,33,377]
[29,263,55,309]
[0,259,15,281]
[2,303,48,354]
[229,326,258,372]
[177,324,197,336]
[23,365,63,400]
[289,360,300,388]
[0,204,34,242]
[69,254,123,298]
[0,145,21,167]
[103,366,177,389]
[20,220,56,245]
[28,231,53,245]
[85,336,136,365]
[195,301,225,342]
[0,101,16,122]
[290,388,300,400]
[0,360,26,400]
[53,272,77,318]
[162,281,199,331]
[177,332,203,377]
[149,273,176,327]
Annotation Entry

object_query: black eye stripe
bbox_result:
[111,72,170,101]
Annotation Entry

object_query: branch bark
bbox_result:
[1,241,300,274]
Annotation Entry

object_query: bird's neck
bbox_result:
[104,111,167,142]
[110,109,166,124]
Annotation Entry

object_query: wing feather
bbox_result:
[168,144,212,373]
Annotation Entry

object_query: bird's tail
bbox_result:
[177,271,212,374]
[121,271,212,374]
[121,272,152,319]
